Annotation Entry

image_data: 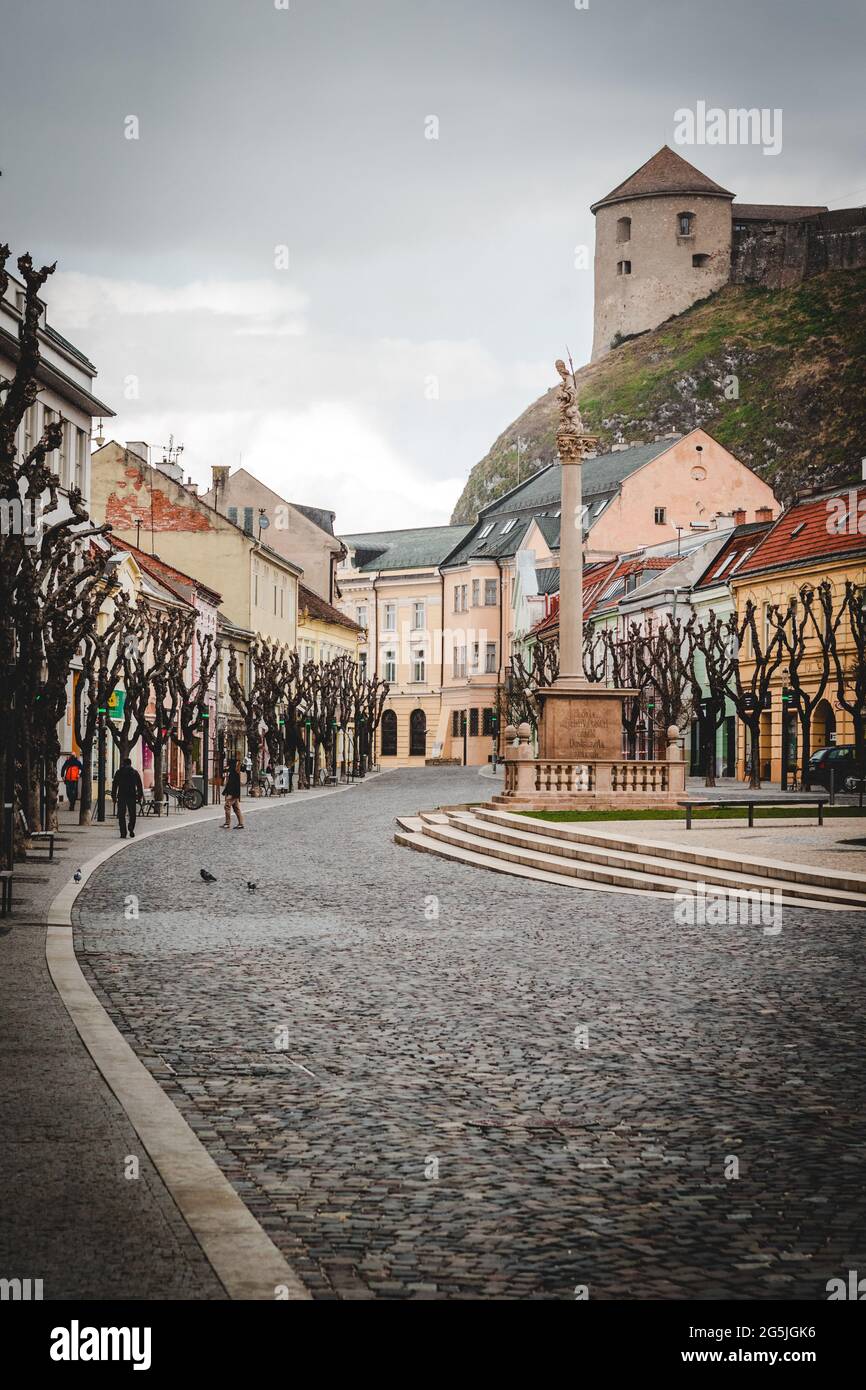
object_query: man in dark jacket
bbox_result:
[112,758,144,839]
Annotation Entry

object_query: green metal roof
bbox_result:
[340,524,471,572]
[444,438,679,569]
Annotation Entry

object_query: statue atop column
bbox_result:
[558,358,586,461]
[554,358,593,462]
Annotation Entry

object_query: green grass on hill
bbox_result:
[452,269,866,523]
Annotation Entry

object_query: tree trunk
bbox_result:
[799,710,812,791]
[703,716,717,788]
[78,741,94,826]
[749,720,762,789]
[181,740,195,790]
[152,743,165,799]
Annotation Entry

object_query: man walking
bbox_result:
[222,758,245,829]
[60,753,83,811]
[112,757,143,839]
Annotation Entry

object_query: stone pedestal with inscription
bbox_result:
[536,681,633,763]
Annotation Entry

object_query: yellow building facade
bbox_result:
[732,485,866,784]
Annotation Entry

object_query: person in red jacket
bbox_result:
[60,754,83,810]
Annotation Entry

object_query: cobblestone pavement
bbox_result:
[74,769,866,1300]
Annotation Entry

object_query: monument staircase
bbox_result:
[394,805,866,911]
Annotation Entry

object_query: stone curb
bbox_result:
[43,780,381,1300]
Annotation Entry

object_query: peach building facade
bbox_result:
[336,526,470,766]
[438,431,778,763]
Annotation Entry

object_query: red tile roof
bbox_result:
[113,539,221,607]
[299,583,362,633]
[692,522,773,588]
[592,146,734,213]
[734,487,866,578]
[530,554,678,635]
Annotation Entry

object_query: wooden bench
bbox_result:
[0,869,12,918]
[18,810,55,860]
[678,796,828,831]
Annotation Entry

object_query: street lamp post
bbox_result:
[96,706,107,822]
[201,705,209,803]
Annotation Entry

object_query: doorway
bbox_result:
[409,708,427,758]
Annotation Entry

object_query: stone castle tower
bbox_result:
[589,145,860,361]
[591,147,734,360]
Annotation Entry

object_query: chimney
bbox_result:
[126,440,149,464]
[211,465,229,505]
[755,506,773,523]
[732,507,746,525]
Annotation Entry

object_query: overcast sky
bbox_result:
[1,0,863,530]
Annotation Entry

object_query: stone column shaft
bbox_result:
[558,445,583,680]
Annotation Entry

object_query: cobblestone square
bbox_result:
[73,769,866,1300]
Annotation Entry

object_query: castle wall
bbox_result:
[592,194,731,360]
[731,210,866,289]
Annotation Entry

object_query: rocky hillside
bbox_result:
[451,268,866,523]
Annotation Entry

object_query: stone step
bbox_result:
[473,807,866,898]
[398,812,863,911]
[394,825,660,897]
[438,811,866,910]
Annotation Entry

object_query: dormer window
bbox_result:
[616,216,631,244]
[678,211,695,237]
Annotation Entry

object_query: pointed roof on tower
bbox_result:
[591,145,735,213]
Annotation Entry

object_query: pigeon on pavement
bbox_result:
[73,870,82,883]
[200,868,217,883]
[247,881,256,891]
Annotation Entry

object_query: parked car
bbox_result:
[807,744,864,790]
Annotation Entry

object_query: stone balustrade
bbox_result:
[500,722,686,805]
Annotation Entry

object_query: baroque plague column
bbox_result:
[535,360,633,772]
[498,358,685,808]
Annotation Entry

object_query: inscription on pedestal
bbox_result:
[538,688,627,762]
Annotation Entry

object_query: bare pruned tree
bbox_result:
[170,626,219,790]
[0,245,112,842]
[74,593,135,823]
[725,600,785,789]
[132,607,190,799]
[772,581,833,790]
[689,611,735,787]
[830,579,866,775]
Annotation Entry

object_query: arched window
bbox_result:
[677,211,695,237]
[381,709,397,756]
[616,216,631,244]
[409,708,427,758]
